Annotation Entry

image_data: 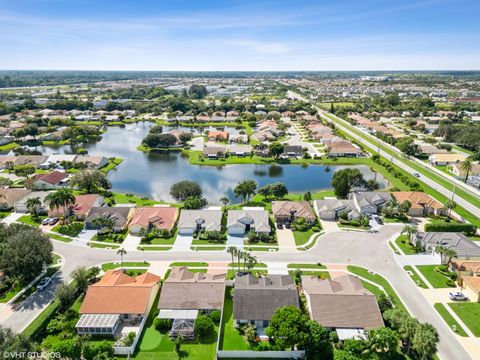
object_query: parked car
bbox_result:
[372,214,383,225]
[41,218,52,225]
[48,217,59,225]
[449,291,468,301]
[413,173,420,178]
[37,277,52,291]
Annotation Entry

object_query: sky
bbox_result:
[0,0,479,71]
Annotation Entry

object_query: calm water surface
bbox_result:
[30,122,387,203]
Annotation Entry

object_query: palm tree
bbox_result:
[91,216,117,234]
[26,197,42,217]
[45,188,76,218]
[116,248,127,270]
[246,253,257,270]
[445,199,456,219]
[460,157,473,183]
[435,245,457,267]
[403,225,417,243]
[227,246,237,270]
[220,197,230,210]
[236,250,243,272]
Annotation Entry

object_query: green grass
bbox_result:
[22,298,61,339]
[88,242,120,249]
[49,233,72,242]
[191,239,226,245]
[347,265,406,312]
[42,139,70,146]
[219,289,249,350]
[141,230,178,245]
[170,262,209,267]
[403,266,428,288]
[287,263,326,269]
[289,270,331,279]
[361,280,386,299]
[138,246,172,251]
[17,214,46,227]
[434,303,468,337]
[395,235,417,255]
[99,157,123,173]
[101,261,150,271]
[52,222,84,237]
[112,192,161,206]
[0,142,19,151]
[292,228,316,246]
[191,246,226,251]
[417,265,454,288]
[448,302,480,336]
[243,246,278,252]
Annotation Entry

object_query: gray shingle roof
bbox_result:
[177,209,222,232]
[416,232,480,258]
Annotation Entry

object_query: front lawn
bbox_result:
[92,230,127,244]
[219,288,249,350]
[448,302,480,336]
[101,261,150,271]
[52,222,84,237]
[416,265,454,288]
[141,230,178,245]
[287,263,326,269]
[49,233,72,242]
[18,214,46,227]
[293,228,315,246]
[434,303,467,337]
[88,242,120,249]
[395,235,417,255]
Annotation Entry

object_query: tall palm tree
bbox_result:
[116,248,127,270]
[445,199,456,219]
[403,225,417,241]
[26,196,42,217]
[236,250,243,272]
[435,245,457,267]
[220,197,230,210]
[45,188,76,218]
[91,216,117,234]
[227,246,237,269]
[460,157,473,183]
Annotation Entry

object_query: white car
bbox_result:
[448,291,468,301]
[37,277,52,291]
[413,173,420,178]
[42,218,52,225]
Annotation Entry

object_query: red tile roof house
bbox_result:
[26,171,69,190]
[128,206,179,235]
[207,131,229,142]
[76,270,161,355]
[48,194,104,220]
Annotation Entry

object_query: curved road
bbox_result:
[7,226,466,360]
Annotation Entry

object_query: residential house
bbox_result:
[0,188,32,210]
[74,156,109,169]
[349,191,392,215]
[227,209,271,235]
[326,141,363,158]
[418,145,448,156]
[203,146,227,159]
[302,274,384,340]
[158,267,226,339]
[39,155,77,169]
[450,260,480,279]
[313,199,360,221]
[391,192,446,216]
[233,273,299,337]
[26,171,69,190]
[429,153,466,166]
[49,194,104,219]
[228,145,252,157]
[85,207,133,232]
[462,276,480,302]
[0,156,17,170]
[14,191,51,214]
[229,134,248,144]
[450,161,480,179]
[177,209,222,236]
[282,145,303,158]
[250,130,276,142]
[128,206,178,235]
[207,131,229,142]
[14,155,48,167]
[76,270,160,353]
[271,201,316,226]
[413,232,480,260]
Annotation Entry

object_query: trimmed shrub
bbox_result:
[194,315,214,337]
[209,310,221,323]
[424,223,477,236]
[154,318,172,332]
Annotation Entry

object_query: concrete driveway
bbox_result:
[320,220,339,233]
[172,234,193,251]
[276,228,297,252]
[226,235,245,247]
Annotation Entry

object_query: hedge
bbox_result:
[424,223,477,236]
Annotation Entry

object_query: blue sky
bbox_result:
[0,0,479,71]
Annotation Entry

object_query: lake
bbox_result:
[27,122,388,203]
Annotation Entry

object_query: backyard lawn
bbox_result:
[448,302,480,336]
[395,235,417,255]
[416,265,454,288]
[112,192,161,206]
[219,288,249,350]
[434,303,467,337]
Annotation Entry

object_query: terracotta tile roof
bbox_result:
[129,206,178,230]
[49,194,102,217]
[31,171,68,185]
[451,260,480,274]
[80,270,160,315]
[463,276,480,292]
[392,191,445,210]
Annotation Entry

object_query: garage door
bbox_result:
[178,228,194,236]
[228,227,245,236]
